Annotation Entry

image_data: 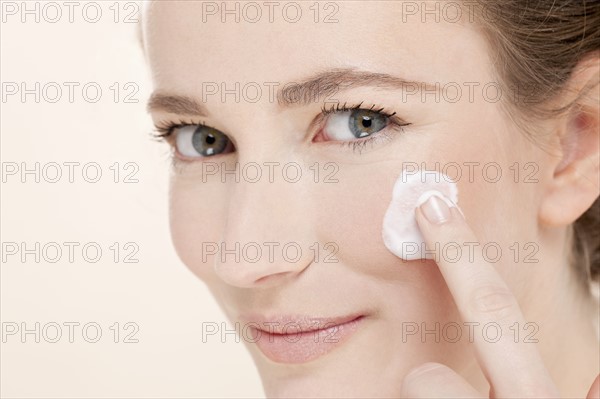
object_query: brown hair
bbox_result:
[469,1,599,285]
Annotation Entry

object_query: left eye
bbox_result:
[323,109,389,141]
[174,124,233,158]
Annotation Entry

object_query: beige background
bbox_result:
[0,1,264,397]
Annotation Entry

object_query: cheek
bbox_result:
[456,160,543,293]
[315,160,452,312]
[432,113,544,296]
[312,161,402,272]
[169,176,226,283]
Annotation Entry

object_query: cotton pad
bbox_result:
[382,170,458,260]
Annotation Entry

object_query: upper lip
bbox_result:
[241,314,364,335]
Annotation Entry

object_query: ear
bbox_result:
[539,53,600,227]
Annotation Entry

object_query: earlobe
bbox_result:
[539,55,600,227]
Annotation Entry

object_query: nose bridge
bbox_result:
[214,156,314,288]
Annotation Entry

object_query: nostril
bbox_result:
[253,271,292,286]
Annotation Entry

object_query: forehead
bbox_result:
[143,1,489,92]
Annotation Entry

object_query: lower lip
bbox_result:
[250,316,364,364]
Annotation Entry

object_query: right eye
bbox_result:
[174,125,234,158]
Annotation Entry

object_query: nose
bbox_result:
[213,159,315,288]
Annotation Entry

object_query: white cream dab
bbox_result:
[382,170,458,260]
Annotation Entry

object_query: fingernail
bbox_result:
[420,194,451,224]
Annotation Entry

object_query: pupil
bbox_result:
[362,117,372,128]
[206,134,216,145]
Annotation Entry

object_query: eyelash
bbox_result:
[152,102,411,155]
[152,119,206,139]
[318,102,410,154]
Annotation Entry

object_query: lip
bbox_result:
[242,314,365,364]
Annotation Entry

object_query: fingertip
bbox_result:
[451,204,466,221]
[418,193,453,225]
[416,192,464,227]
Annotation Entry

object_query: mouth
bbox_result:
[243,314,365,364]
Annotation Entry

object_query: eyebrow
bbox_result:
[147,93,208,116]
[147,68,438,115]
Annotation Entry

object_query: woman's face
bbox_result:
[144,1,554,396]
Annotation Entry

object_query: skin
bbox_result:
[142,1,600,397]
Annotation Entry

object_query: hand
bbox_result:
[398,193,600,399]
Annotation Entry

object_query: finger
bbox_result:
[415,193,559,398]
[400,362,482,398]
[588,374,600,399]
